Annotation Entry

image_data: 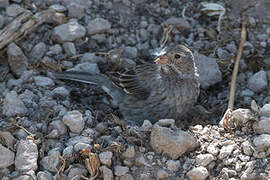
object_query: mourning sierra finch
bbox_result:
[53,45,200,125]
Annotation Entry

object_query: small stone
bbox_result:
[123,46,138,59]
[68,167,88,179]
[7,43,28,77]
[247,70,268,93]
[260,104,270,117]
[253,134,270,148]
[122,145,135,158]
[49,44,63,55]
[92,34,106,43]
[100,166,113,180]
[34,76,55,87]
[162,17,190,32]
[241,141,253,156]
[195,154,215,166]
[63,42,76,56]
[30,42,47,62]
[150,124,198,159]
[68,3,85,19]
[218,145,235,159]
[70,62,100,74]
[193,52,222,89]
[49,4,67,12]
[156,169,169,179]
[50,120,67,135]
[114,165,129,176]
[0,144,15,168]
[51,86,70,99]
[135,153,150,167]
[37,171,53,180]
[139,28,148,42]
[3,91,27,116]
[15,140,38,171]
[67,136,93,146]
[53,21,86,43]
[166,160,180,171]
[120,174,134,180]
[217,48,229,59]
[187,166,209,180]
[40,150,61,173]
[0,0,9,8]
[62,0,92,8]
[141,120,152,132]
[120,58,136,69]
[157,119,175,127]
[62,110,85,133]
[87,18,111,35]
[253,117,270,134]
[6,4,26,17]
[99,151,113,167]
[0,131,16,149]
[225,42,237,54]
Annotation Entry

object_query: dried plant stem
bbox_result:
[228,15,247,110]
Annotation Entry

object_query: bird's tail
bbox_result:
[53,71,124,104]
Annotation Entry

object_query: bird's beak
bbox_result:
[154,54,168,65]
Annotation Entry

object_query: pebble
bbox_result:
[15,140,38,171]
[123,46,138,59]
[247,70,268,93]
[0,144,15,168]
[100,166,113,180]
[34,76,55,87]
[156,169,169,179]
[62,110,85,133]
[49,44,63,55]
[253,134,270,148]
[195,153,215,166]
[68,3,85,19]
[7,43,28,77]
[114,165,129,176]
[40,150,61,172]
[71,62,100,74]
[187,166,209,180]
[150,124,198,159]
[166,160,180,171]
[99,151,113,167]
[63,42,76,56]
[218,144,235,159]
[241,141,253,156]
[3,91,28,116]
[53,21,86,43]
[162,17,190,32]
[49,4,67,12]
[0,0,9,8]
[0,14,4,29]
[68,167,88,179]
[37,171,53,180]
[6,4,26,17]
[253,117,270,134]
[193,52,222,89]
[120,174,134,180]
[87,18,111,35]
[30,42,47,62]
[122,145,136,159]
[260,103,270,117]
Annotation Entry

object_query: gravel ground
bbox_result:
[0,0,270,179]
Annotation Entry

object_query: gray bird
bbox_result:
[53,45,200,125]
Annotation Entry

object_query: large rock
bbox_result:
[150,124,198,159]
[7,43,28,77]
[53,21,86,43]
[193,52,222,89]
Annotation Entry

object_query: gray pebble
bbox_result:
[0,144,15,168]
[0,15,4,29]
[49,4,67,12]
[34,76,55,87]
[247,70,268,93]
[123,46,138,59]
[68,3,85,19]
[87,18,111,35]
[71,62,100,74]
[3,91,27,116]
[53,21,86,43]
[63,42,76,56]
[0,0,9,8]
[62,110,85,133]
[114,165,129,176]
[6,4,26,17]
[30,42,47,62]
[15,140,38,171]
[40,150,61,173]
[99,151,113,166]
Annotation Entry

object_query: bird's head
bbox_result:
[154,45,198,78]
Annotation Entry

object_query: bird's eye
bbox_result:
[174,54,181,59]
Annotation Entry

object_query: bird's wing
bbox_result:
[107,66,152,100]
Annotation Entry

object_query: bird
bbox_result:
[53,45,200,125]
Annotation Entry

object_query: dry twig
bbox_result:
[222,14,247,131]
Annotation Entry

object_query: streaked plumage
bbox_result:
[53,45,200,125]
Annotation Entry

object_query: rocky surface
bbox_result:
[0,0,270,179]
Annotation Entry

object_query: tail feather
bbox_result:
[53,71,124,104]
